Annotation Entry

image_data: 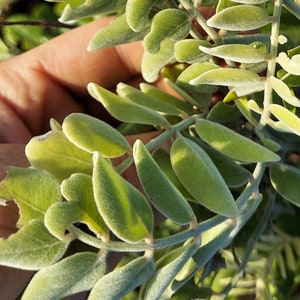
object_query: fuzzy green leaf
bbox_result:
[0,167,61,227]
[174,39,211,64]
[170,136,238,217]
[25,130,93,182]
[126,0,160,31]
[93,152,153,243]
[22,252,106,300]
[190,68,262,87]
[0,219,68,270]
[176,62,220,94]
[142,38,176,82]
[60,173,108,238]
[88,83,169,127]
[133,140,195,225]
[88,13,147,51]
[144,9,190,54]
[62,113,131,157]
[269,104,300,135]
[89,256,155,300]
[139,83,194,114]
[270,163,300,206]
[207,5,271,31]
[59,0,126,22]
[195,119,280,163]
[142,242,199,300]
[199,44,266,63]
[116,82,183,116]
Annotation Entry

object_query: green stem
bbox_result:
[180,0,221,44]
[116,116,197,174]
[259,0,282,128]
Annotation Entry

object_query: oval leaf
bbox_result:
[22,252,106,300]
[89,256,155,300]
[143,242,199,300]
[144,8,190,53]
[190,68,262,87]
[63,113,131,157]
[0,219,68,270]
[269,104,300,136]
[270,163,300,206]
[276,52,300,76]
[195,119,280,163]
[199,44,266,63]
[88,82,169,127]
[116,82,182,116]
[25,130,93,182]
[170,136,238,217]
[133,140,195,225]
[207,5,271,31]
[126,0,160,31]
[93,152,153,243]
[88,13,147,51]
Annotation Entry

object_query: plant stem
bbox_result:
[0,19,76,28]
[116,116,197,174]
[259,0,282,128]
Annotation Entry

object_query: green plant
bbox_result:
[1,0,300,299]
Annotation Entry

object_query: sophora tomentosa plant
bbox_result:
[1,0,300,299]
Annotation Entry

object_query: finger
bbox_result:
[11,17,144,97]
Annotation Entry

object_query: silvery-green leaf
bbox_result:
[88,13,148,51]
[133,140,195,225]
[269,76,300,107]
[62,113,131,157]
[139,83,194,114]
[195,119,280,163]
[207,101,241,123]
[199,44,266,63]
[88,83,169,127]
[25,130,93,182]
[142,38,176,82]
[190,68,262,87]
[144,8,190,54]
[269,104,300,135]
[177,62,220,94]
[270,163,300,206]
[89,256,155,300]
[142,242,199,300]
[93,152,153,243]
[276,52,300,75]
[0,219,68,270]
[170,136,238,217]
[207,5,271,31]
[59,0,126,22]
[22,252,106,300]
[116,82,183,116]
[126,0,160,31]
[0,167,61,227]
[174,39,211,63]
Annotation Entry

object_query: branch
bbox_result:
[0,19,77,29]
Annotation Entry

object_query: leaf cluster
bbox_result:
[1,0,300,299]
